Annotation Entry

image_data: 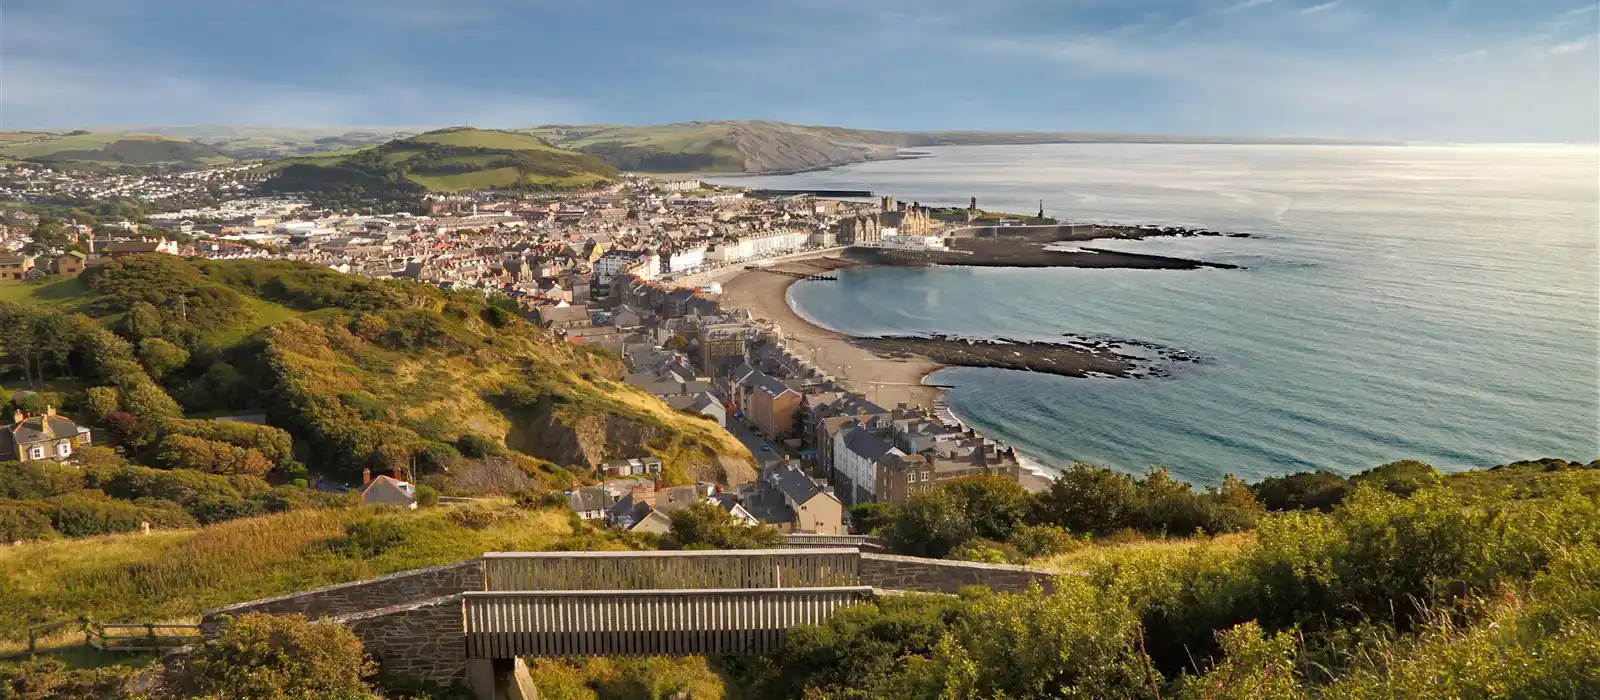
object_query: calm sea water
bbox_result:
[708,144,1600,484]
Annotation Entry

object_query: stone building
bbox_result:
[1,408,92,462]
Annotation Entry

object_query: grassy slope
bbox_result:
[257,127,615,193]
[0,506,608,645]
[0,133,234,166]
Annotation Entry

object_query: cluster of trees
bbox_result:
[0,449,330,541]
[737,484,1600,698]
[859,468,1263,561]
[84,254,253,343]
[660,501,784,550]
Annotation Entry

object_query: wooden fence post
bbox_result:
[148,623,158,652]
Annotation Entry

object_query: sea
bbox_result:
[707,144,1600,485]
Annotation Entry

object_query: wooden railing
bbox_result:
[482,548,860,592]
[3,618,201,659]
[462,587,872,658]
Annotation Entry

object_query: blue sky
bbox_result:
[2,0,1596,141]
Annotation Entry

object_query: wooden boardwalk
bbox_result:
[462,587,871,657]
[482,548,860,591]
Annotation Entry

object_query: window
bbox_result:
[30,446,45,460]
[920,471,930,482]
[57,442,71,457]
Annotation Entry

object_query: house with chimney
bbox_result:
[1,407,92,462]
[734,461,846,534]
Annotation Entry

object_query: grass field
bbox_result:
[0,505,614,647]
[0,133,188,159]
[0,278,90,309]
[409,128,566,153]
[1032,532,1254,573]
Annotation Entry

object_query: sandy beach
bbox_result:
[718,256,946,409]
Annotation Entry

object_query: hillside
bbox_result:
[0,131,234,167]
[90,125,421,159]
[0,255,753,542]
[257,127,618,207]
[522,121,896,174]
[524,120,1396,174]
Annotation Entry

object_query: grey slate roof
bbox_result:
[769,463,823,505]
[7,415,82,445]
[567,486,611,513]
[843,426,902,462]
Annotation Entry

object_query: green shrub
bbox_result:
[0,461,84,500]
[454,433,504,459]
[0,658,142,700]
[661,502,783,550]
[176,613,376,700]
[339,516,406,557]
[0,503,56,541]
[44,491,196,536]
[414,484,440,508]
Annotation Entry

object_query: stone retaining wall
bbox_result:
[334,594,468,686]
[859,553,1058,594]
[200,559,484,635]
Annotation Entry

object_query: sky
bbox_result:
[1,0,1597,142]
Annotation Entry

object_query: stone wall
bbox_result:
[200,559,484,634]
[860,552,1059,594]
[334,594,468,686]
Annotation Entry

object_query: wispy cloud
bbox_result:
[1222,0,1277,15]
[1301,2,1341,15]
[1549,35,1596,53]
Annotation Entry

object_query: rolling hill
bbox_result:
[258,127,618,205]
[92,125,423,158]
[524,120,1397,174]
[0,131,234,167]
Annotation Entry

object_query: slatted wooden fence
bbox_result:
[462,587,871,657]
[482,548,860,592]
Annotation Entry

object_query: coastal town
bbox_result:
[1,163,1042,536]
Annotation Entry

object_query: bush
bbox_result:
[339,517,406,557]
[446,504,504,530]
[155,434,273,476]
[661,502,784,550]
[454,433,505,459]
[137,337,190,379]
[414,484,440,508]
[44,491,196,536]
[850,501,897,535]
[176,613,376,700]
[0,659,141,700]
[0,460,84,499]
[0,503,56,541]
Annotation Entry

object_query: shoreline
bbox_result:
[718,253,947,410]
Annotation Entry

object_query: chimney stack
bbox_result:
[362,468,372,486]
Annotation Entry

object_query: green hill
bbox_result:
[0,132,234,167]
[0,255,753,542]
[523,120,895,174]
[257,127,618,207]
[91,125,421,159]
[523,120,1397,174]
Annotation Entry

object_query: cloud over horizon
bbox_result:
[1,0,1595,142]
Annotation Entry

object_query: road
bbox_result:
[724,416,786,468]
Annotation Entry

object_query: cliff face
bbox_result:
[724,123,894,174]
[507,396,756,486]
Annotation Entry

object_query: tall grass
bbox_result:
[0,505,589,644]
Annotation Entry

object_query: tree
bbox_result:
[156,434,273,477]
[85,386,121,417]
[176,613,376,700]
[661,501,783,550]
[137,337,190,380]
[1351,460,1442,497]
[850,501,898,535]
[1030,463,1142,537]
[99,411,149,450]
[885,488,976,558]
[1252,470,1349,512]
